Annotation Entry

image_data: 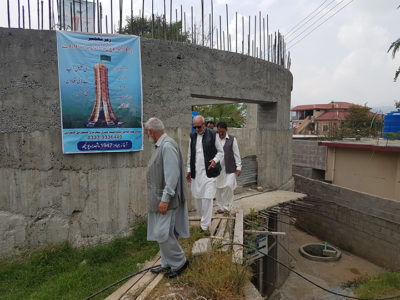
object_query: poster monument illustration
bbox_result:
[56,31,143,154]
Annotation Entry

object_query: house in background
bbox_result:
[291,101,360,135]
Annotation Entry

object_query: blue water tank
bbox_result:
[383,111,400,139]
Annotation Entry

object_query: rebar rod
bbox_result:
[28,0,32,29]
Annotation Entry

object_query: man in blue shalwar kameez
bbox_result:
[144,117,190,279]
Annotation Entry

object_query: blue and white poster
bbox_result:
[56,31,143,154]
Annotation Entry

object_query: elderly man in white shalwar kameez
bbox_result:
[145,118,189,279]
[186,115,224,233]
[215,122,242,213]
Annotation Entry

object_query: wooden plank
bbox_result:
[189,216,235,221]
[135,273,164,300]
[244,230,286,235]
[233,210,244,264]
[221,219,234,252]
[120,270,158,300]
[215,218,227,238]
[105,254,161,300]
[209,218,220,236]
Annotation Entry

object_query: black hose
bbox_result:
[84,264,161,300]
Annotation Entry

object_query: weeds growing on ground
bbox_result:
[177,227,251,300]
[0,222,159,300]
[342,272,400,299]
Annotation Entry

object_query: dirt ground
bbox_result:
[273,226,385,300]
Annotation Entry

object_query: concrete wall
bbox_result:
[293,175,400,271]
[292,139,326,179]
[325,147,400,201]
[0,28,293,256]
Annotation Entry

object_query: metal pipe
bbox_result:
[235,12,237,52]
[110,0,113,33]
[242,16,244,54]
[49,0,52,29]
[119,0,123,33]
[259,11,261,58]
[70,2,73,30]
[248,15,250,55]
[209,13,211,46]
[99,2,102,33]
[72,0,75,31]
[170,0,172,36]
[18,0,21,28]
[86,0,88,32]
[41,0,44,30]
[7,0,10,28]
[267,14,270,61]
[219,15,221,50]
[226,4,229,51]
[180,5,182,41]
[164,0,166,39]
[79,0,82,31]
[152,0,154,38]
[201,0,204,46]
[254,15,256,57]
[216,28,218,50]
[37,0,40,29]
[92,0,95,32]
[130,0,133,33]
[211,0,213,48]
[28,0,32,29]
[191,6,193,43]
[263,17,265,60]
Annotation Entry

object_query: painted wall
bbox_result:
[325,147,400,201]
[293,175,400,271]
[0,28,293,256]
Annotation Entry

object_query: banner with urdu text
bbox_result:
[56,31,143,154]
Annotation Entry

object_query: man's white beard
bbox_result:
[148,135,154,143]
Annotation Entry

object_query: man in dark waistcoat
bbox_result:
[186,115,224,233]
[215,122,242,213]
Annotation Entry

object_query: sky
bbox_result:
[1,0,399,111]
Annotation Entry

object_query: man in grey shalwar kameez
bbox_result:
[145,117,190,279]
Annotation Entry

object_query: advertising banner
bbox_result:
[56,31,143,154]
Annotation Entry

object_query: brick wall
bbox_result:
[293,175,400,270]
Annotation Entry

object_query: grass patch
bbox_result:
[176,226,251,300]
[0,222,159,300]
[343,272,400,299]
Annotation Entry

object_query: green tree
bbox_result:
[339,105,383,138]
[193,103,247,128]
[121,15,189,42]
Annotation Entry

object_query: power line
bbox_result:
[287,0,348,44]
[286,0,335,38]
[287,0,355,49]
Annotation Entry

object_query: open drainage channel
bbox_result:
[244,210,280,298]
[299,243,341,262]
